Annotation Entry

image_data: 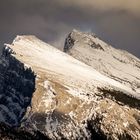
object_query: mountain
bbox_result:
[64,29,140,93]
[0,32,139,140]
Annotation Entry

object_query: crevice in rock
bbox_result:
[86,116,107,140]
[97,87,140,109]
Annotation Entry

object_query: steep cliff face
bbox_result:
[0,34,139,140]
[0,46,36,126]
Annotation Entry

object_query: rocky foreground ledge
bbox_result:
[0,31,140,140]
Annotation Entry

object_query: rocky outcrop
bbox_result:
[0,34,139,140]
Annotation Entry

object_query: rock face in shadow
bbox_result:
[0,47,36,126]
[0,34,140,140]
[0,122,50,140]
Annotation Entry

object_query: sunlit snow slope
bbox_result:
[8,36,140,100]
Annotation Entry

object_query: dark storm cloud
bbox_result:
[0,0,140,57]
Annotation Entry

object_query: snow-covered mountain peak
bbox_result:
[64,29,108,52]
[0,33,140,139]
[65,30,140,94]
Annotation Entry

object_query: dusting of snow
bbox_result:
[69,111,76,119]
[24,63,31,69]
[123,121,129,128]
[37,80,57,113]
[45,114,59,137]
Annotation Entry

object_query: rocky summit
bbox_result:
[0,30,140,140]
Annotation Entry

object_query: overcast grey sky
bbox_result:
[0,0,140,57]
